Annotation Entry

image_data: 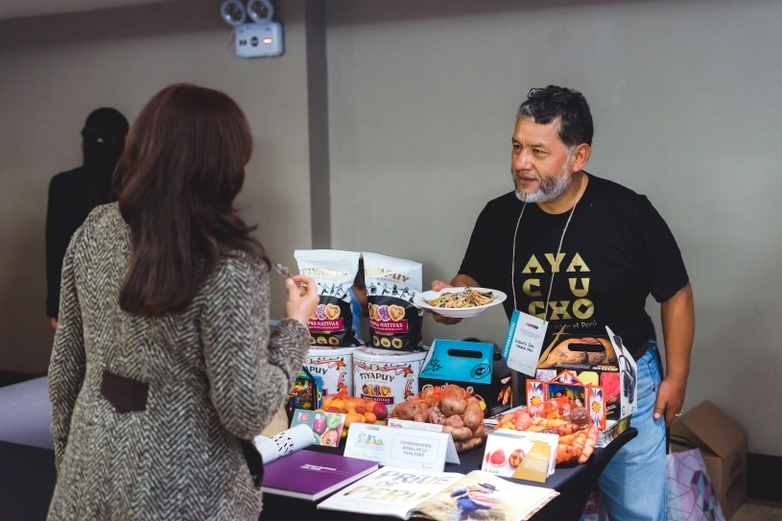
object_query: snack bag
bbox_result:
[362,251,423,351]
[294,249,361,347]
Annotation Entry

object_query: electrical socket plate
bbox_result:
[235,22,283,58]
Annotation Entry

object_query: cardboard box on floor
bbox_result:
[670,400,748,520]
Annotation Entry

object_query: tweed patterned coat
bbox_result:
[47,204,310,520]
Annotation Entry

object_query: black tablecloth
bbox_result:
[260,427,637,521]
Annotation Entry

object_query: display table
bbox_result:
[0,376,638,521]
[0,377,57,521]
[260,427,637,521]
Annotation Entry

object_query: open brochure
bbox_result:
[317,466,558,521]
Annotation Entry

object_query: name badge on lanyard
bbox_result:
[501,310,548,377]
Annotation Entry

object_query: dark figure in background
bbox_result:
[45,108,129,327]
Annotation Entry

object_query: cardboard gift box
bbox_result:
[670,400,748,520]
[534,328,638,422]
[419,339,512,418]
[525,369,607,430]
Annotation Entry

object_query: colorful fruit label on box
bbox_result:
[586,385,607,431]
[526,371,607,430]
[290,409,346,447]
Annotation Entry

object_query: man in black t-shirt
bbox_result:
[431,86,694,521]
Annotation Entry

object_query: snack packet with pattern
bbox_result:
[362,251,423,351]
[294,249,361,347]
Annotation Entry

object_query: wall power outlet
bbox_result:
[235,22,283,58]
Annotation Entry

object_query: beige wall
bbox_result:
[0,0,315,374]
[2,0,781,457]
[325,0,782,455]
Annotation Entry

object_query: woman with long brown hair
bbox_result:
[47,84,318,520]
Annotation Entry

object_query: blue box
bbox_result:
[419,339,512,417]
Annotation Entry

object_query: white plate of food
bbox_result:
[414,287,507,318]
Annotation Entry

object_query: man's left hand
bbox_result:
[656,282,694,426]
[653,376,687,426]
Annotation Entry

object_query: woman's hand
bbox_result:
[284,274,319,326]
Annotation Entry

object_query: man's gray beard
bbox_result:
[513,158,573,204]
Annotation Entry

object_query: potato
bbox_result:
[428,406,447,425]
[392,400,430,421]
[391,384,487,453]
[455,436,483,452]
[440,395,467,417]
[462,403,483,430]
[444,415,465,429]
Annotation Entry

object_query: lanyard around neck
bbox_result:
[511,174,587,318]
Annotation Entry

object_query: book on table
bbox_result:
[260,449,378,501]
[317,466,559,520]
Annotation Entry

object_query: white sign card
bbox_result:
[343,423,457,471]
[605,326,638,418]
[386,418,460,464]
[502,310,548,376]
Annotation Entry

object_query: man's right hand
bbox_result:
[427,280,463,325]
[431,280,452,292]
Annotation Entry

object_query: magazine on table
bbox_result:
[317,466,558,520]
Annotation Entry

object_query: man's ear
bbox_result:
[571,143,591,172]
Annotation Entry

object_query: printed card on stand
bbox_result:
[482,429,558,483]
[388,418,444,433]
[502,310,548,377]
[344,422,456,471]
[387,418,460,464]
[482,433,534,477]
